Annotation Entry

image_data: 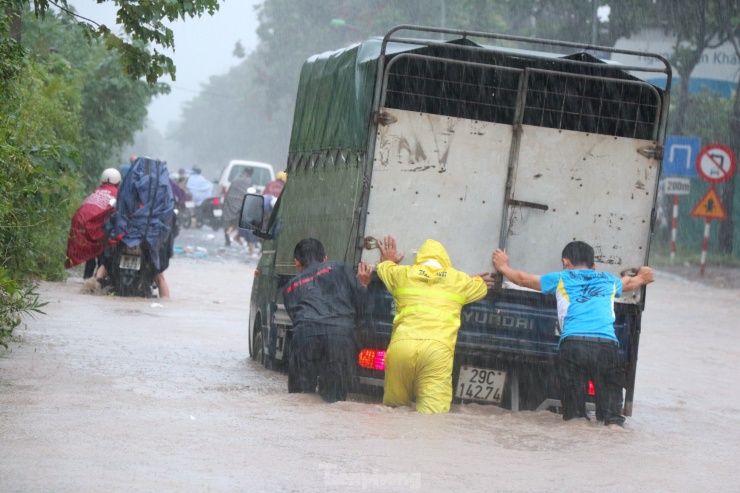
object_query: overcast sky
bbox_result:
[69,1,261,133]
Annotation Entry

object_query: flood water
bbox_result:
[0,229,738,492]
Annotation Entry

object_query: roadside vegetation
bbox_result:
[0,2,170,346]
[2,0,738,346]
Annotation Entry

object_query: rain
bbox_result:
[1,1,738,491]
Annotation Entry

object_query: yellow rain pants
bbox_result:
[383,339,455,413]
[376,239,488,414]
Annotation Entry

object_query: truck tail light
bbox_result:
[588,380,595,395]
[358,349,385,371]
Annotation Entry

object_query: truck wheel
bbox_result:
[251,327,264,362]
[251,325,275,369]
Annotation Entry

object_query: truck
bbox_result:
[218,160,275,196]
[240,25,672,415]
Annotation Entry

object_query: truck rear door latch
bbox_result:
[373,111,398,126]
[637,144,663,160]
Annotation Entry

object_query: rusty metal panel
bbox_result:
[503,126,659,304]
[361,108,511,275]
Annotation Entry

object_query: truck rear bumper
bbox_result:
[358,376,384,387]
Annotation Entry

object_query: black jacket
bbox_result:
[283,260,367,340]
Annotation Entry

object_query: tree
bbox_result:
[716,0,740,254]
[12,0,220,84]
[21,7,165,187]
[657,0,728,135]
[170,50,293,172]
[0,1,226,345]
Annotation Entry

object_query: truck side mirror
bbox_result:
[239,193,265,231]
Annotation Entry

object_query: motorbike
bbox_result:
[104,156,175,298]
[198,197,223,230]
[109,243,157,298]
[178,197,195,229]
[181,197,223,230]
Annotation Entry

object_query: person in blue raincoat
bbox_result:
[375,235,492,414]
[185,166,213,207]
[98,157,175,297]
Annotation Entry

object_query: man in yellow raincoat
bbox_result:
[376,235,492,413]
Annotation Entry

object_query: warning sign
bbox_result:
[695,144,736,184]
[690,186,727,220]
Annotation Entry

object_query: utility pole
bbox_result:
[591,0,598,45]
[440,0,446,39]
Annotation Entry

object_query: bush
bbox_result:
[0,267,46,348]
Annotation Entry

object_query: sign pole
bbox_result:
[670,194,679,263]
[692,143,735,277]
[700,218,710,276]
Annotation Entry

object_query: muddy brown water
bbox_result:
[1,256,738,492]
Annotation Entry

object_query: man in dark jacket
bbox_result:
[283,238,372,403]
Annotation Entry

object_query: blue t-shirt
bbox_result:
[540,269,622,343]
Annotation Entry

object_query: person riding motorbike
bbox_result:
[185,166,213,207]
[96,157,175,298]
[185,166,217,228]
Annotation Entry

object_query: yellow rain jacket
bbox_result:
[376,239,488,413]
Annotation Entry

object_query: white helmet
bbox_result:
[101,168,122,185]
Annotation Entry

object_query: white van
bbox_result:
[218,160,275,196]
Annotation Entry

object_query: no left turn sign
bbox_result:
[696,144,736,184]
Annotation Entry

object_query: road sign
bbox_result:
[662,136,700,177]
[696,144,736,184]
[690,186,727,220]
[663,177,691,195]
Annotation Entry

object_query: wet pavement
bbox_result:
[1,227,738,492]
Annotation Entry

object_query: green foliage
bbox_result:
[0,4,163,342]
[29,0,221,84]
[668,88,733,142]
[172,52,294,168]
[0,6,79,342]
[0,266,46,348]
[20,7,166,188]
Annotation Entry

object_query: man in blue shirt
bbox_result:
[492,241,654,428]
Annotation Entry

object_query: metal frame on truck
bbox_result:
[242,25,671,415]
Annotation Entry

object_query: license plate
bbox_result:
[455,366,506,403]
[185,201,195,208]
[213,209,222,217]
[119,254,141,271]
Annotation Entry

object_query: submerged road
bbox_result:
[1,231,738,492]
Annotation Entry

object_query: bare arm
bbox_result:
[378,234,404,264]
[621,266,654,292]
[492,248,542,291]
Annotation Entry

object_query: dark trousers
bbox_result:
[557,338,626,426]
[288,334,356,403]
[83,254,104,279]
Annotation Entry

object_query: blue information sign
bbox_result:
[662,136,701,177]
